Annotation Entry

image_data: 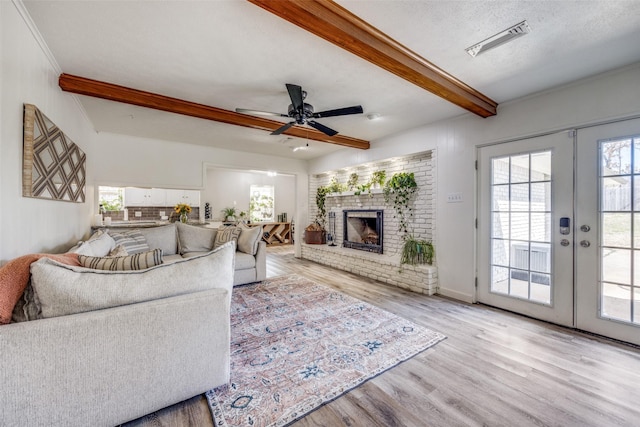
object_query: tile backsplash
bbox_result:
[103,206,200,222]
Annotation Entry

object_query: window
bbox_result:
[250,185,274,222]
[98,186,123,211]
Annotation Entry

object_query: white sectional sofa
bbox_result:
[1,222,266,426]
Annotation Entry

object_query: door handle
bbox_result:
[580,240,591,248]
[561,239,570,246]
[580,225,591,232]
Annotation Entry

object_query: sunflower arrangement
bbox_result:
[174,203,192,223]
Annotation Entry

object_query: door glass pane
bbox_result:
[601,283,631,322]
[492,211,509,238]
[601,177,631,211]
[602,213,631,247]
[511,154,529,183]
[490,150,552,305]
[599,136,640,325]
[530,213,551,242]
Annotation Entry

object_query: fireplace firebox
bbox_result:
[343,210,383,253]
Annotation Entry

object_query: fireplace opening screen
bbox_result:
[343,210,383,253]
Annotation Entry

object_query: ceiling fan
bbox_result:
[236,83,363,137]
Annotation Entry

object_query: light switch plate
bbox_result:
[447,192,463,203]
[135,211,142,217]
[159,211,165,216]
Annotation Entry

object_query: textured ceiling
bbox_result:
[22,0,640,159]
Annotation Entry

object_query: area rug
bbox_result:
[205,274,446,427]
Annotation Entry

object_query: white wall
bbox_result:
[203,169,295,222]
[310,64,640,302]
[92,132,309,255]
[0,1,97,263]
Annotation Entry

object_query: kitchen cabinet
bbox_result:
[166,189,200,207]
[124,188,166,206]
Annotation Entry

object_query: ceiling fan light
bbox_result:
[466,20,531,58]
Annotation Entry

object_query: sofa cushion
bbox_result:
[30,242,236,319]
[78,249,163,271]
[237,223,262,255]
[109,244,128,257]
[108,230,150,254]
[213,226,241,250]
[177,223,215,254]
[235,251,257,270]
[138,224,178,256]
[71,230,116,257]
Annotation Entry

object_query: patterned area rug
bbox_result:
[206,274,446,427]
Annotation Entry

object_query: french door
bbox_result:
[478,132,575,327]
[575,118,640,345]
[478,118,640,346]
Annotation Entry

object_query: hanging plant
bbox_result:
[383,172,418,236]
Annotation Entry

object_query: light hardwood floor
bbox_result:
[125,246,640,427]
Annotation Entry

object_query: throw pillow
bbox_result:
[30,242,236,319]
[237,223,262,255]
[71,230,116,257]
[78,248,163,271]
[108,229,150,254]
[177,223,216,254]
[138,224,178,256]
[213,225,241,250]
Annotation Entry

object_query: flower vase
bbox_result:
[180,212,188,223]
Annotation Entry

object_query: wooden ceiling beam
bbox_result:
[247,0,497,118]
[58,73,370,150]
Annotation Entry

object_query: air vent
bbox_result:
[465,20,531,57]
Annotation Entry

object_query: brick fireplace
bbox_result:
[302,150,438,295]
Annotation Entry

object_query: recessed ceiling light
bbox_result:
[267,171,277,177]
[466,20,531,58]
[366,113,382,121]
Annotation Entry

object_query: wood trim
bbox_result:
[247,0,498,118]
[58,74,370,150]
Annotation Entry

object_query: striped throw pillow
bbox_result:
[108,230,150,254]
[78,249,163,271]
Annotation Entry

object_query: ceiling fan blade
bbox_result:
[285,83,304,111]
[313,105,364,118]
[270,121,296,135]
[307,120,338,136]
[235,108,288,118]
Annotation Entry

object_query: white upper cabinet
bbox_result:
[124,188,199,207]
[124,188,166,206]
[166,189,200,207]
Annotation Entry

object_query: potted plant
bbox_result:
[383,172,418,235]
[401,236,435,266]
[221,206,237,222]
[326,177,346,194]
[370,170,386,189]
[315,186,330,229]
[347,172,359,191]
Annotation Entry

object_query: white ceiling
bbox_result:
[23,0,640,160]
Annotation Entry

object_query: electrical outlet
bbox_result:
[135,211,142,217]
[447,192,463,203]
[159,211,165,217]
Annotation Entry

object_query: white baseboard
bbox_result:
[436,287,475,304]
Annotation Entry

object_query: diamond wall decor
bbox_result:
[23,104,86,203]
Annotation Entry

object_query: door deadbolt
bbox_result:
[580,240,591,248]
[580,225,591,232]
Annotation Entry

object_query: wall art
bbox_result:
[23,104,86,203]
